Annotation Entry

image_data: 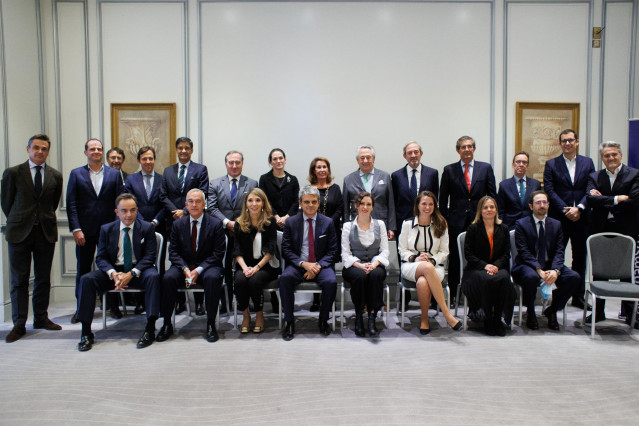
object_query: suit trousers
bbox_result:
[74,234,98,300]
[279,266,337,322]
[558,216,587,297]
[342,266,386,312]
[162,266,223,325]
[77,267,161,323]
[8,224,56,327]
[234,268,277,312]
[512,265,579,313]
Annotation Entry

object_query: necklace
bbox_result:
[319,187,329,215]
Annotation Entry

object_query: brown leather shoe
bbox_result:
[33,318,62,331]
[6,325,26,343]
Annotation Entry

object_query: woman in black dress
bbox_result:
[233,188,281,333]
[258,148,300,230]
[461,196,514,336]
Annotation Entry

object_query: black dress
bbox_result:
[259,170,300,217]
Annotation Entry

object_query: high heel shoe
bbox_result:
[450,318,462,331]
[419,327,431,335]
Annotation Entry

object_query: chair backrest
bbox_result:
[387,240,400,275]
[457,232,467,285]
[277,230,284,269]
[509,229,517,270]
[587,232,636,283]
[155,232,163,272]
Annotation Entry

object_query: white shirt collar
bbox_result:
[460,160,475,168]
[359,168,375,177]
[119,221,135,231]
[605,164,622,177]
[28,159,45,170]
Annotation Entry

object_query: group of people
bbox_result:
[2,129,637,347]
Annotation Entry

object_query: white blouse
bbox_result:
[341,218,390,269]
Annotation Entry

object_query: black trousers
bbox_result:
[342,265,386,312]
[234,268,277,312]
[8,224,55,327]
[162,265,223,326]
[74,234,98,300]
[558,215,587,298]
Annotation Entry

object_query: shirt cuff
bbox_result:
[132,268,141,277]
[195,266,204,276]
[107,269,116,280]
[614,196,619,205]
[152,219,158,226]
[577,203,585,210]
[72,228,82,233]
[223,218,230,226]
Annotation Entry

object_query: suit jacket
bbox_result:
[168,212,225,272]
[258,170,300,217]
[125,171,165,226]
[160,161,209,216]
[95,218,157,273]
[397,217,449,266]
[497,176,541,229]
[207,174,258,221]
[586,165,639,236]
[464,222,510,271]
[391,164,439,232]
[1,161,63,244]
[513,215,566,272]
[543,154,595,219]
[66,165,124,237]
[281,212,338,269]
[343,168,396,231]
[439,161,497,234]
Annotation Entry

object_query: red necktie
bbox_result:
[464,163,471,192]
[307,218,316,263]
[191,220,198,254]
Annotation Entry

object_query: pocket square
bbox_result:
[318,235,326,239]
[140,239,145,243]
[378,179,385,185]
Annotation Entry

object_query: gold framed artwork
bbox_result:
[515,102,580,181]
[110,103,177,175]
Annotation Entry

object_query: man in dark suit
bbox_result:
[439,135,496,306]
[497,151,541,229]
[76,193,160,351]
[157,189,226,343]
[543,129,595,309]
[280,186,338,341]
[585,141,639,323]
[124,146,165,314]
[207,150,258,313]
[106,147,128,185]
[512,191,580,330]
[160,136,209,314]
[1,134,63,342]
[67,138,125,322]
[343,145,396,239]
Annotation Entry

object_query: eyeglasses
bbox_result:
[514,160,529,165]
[560,138,576,144]
[533,201,549,206]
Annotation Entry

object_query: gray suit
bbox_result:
[343,168,396,232]
[207,174,258,221]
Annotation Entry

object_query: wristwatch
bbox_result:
[131,270,138,278]
[554,269,561,276]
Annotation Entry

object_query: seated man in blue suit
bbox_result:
[512,191,580,331]
[497,151,541,230]
[76,193,160,351]
[280,186,338,340]
[157,189,226,343]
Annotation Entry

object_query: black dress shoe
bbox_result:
[134,304,145,315]
[494,319,506,337]
[543,308,560,331]
[484,319,496,336]
[136,331,155,349]
[526,313,539,330]
[309,303,320,312]
[206,324,219,342]
[571,296,592,311]
[77,333,95,352]
[175,301,186,315]
[585,313,606,324]
[156,324,174,342]
[5,325,26,343]
[354,313,365,337]
[282,320,295,341]
[319,320,331,336]
[70,312,80,324]
[109,307,123,319]
[449,298,457,310]
[419,328,431,335]
[33,318,62,331]
[195,304,205,316]
[367,313,378,337]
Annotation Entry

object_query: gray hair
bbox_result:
[298,185,320,201]
[403,141,422,154]
[186,188,206,201]
[356,145,376,158]
[225,150,244,162]
[456,135,476,150]
[599,141,622,156]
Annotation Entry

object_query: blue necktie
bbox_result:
[123,227,133,272]
[230,178,238,204]
[537,221,546,267]
[177,164,186,191]
[144,174,152,198]
[34,165,42,196]
[410,169,417,196]
[518,178,526,205]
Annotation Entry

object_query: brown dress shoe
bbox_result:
[33,318,62,331]
[6,325,26,343]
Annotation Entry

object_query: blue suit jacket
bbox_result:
[66,165,125,237]
[513,215,565,272]
[497,176,541,229]
[160,162,209,217]
[586,165,639,236]
[439,161,496,234]
[168,213,225,272]
[281,212,338,270]
[95,218,157,273]
[543,154,595,219]
[125,171,165,226]
[391,164,439,232]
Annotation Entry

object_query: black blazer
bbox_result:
[586,165,639,236]
[168,213,225,272]
[391,163,439,232]
[497,176,541,229]
[464,221,510,272]
[95,218,157,273]
[258,170,300,217]
[160,161,209,217]
[233,219,281,272]
[125,171,165,227]
[513,215,565,272]
[281,212,338,269]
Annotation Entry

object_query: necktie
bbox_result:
[230,178,238,204]
[410,168,417,196]
[34,165,42,196]
[191,220,198,254]
[307,218,316,263]
[178,164,186,191]
[363,173,371,192]
[464,163,471,192]
[123,227,133,272]
[519,178,526,205]
[144,174,152,198]
[537,221,546,266]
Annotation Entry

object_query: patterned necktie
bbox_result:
[178,164,186,191]
[410,168,417,196]
[464,163,471,192]
[363,173,371,192]
[230,178,238,204]
[144,174,152,198]
[34,165,42,196]
[307,218,316,263]
[518,178,526,205]
[537,221,546,266]
[123,227,133,272]
[191,220,198,254]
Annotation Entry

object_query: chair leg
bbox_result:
[340,285,345,330]
[630,301,638,330]
[185,292,192,316]
[332,301,336,331]
[276,290,282,330]
[518,286,523,326]
[171,307,176,329]
[224,283,230,318]
[103,293,108,329]
[455,286,461,317]
[463,295,468,330]
[119,292,126,316]
[384,285,390,327]
[591,296,597,338]
[233,296,238,330]
[400,286,406,328]
[562,307,566,327]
